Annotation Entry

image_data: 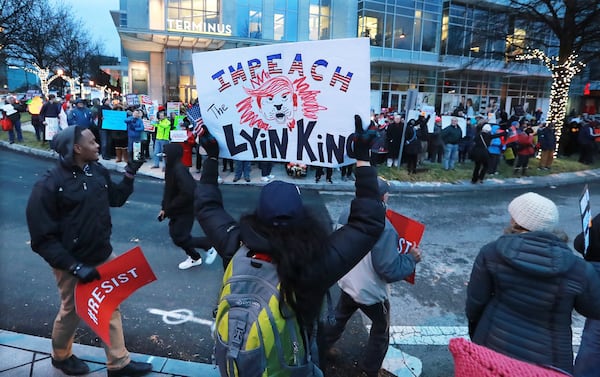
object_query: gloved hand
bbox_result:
[199,126,219,159]
[70,263,101,283]
[348,114,378,161]
[125,160,144,176]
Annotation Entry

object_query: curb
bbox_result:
[4,125,600,193]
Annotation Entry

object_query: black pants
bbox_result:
[405,153,418,174]
[315,167,332,182]
[322,291,390,377]
[340,165,353,178]
[168,212,211,260]
[472,157,489,183]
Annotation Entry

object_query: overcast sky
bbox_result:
[61,0,121,59]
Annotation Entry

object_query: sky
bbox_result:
[60,0,121,59]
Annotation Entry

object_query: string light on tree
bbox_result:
[516,49,585,152]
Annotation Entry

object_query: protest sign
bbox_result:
[192,37,371,167]
[74,246,156,346]
[385,209,425,284]
[580,185,591,256]
[126,94,140,107]
[101,110,127,131]
[44,118,59,140]
[170,130,188,142]
[166,102,181,117]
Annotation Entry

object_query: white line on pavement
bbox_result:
[385,326,582,346]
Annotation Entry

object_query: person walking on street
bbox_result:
[466,192,600,375]
[322,177,422,377]
[25,126,151,377]
[158,143,217,270]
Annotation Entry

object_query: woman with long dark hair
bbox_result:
[194,116,384,376]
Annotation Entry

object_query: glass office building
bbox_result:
[113,0,553,117]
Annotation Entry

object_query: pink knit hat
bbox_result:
[449,338,570,376]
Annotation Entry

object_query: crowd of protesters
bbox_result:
[3,90,599,377]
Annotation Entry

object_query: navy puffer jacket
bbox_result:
[466,231,600,373]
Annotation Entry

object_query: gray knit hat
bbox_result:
[508,192,559,232]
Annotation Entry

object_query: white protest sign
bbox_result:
[192,38,371,167]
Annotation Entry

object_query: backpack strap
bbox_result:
[228,311,248,359]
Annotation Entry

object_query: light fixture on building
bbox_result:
[399,32,406,39]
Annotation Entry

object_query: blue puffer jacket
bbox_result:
[466,231,600,374]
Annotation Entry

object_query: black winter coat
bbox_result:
[161,143,196,218]
[466,231,600,373]
[385,121,403,158]
[26,161,134,270]
[194,158,385,328]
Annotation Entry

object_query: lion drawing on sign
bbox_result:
[236,73,327,131]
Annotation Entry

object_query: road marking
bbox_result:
[384,326,582,346]
[148,308,213,327]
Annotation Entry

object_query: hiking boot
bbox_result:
[178,256,202,270]
[51,355,90,375]
[107,360,152,376]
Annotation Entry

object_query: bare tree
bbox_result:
[0,0,36,60]
[509,0,600,126]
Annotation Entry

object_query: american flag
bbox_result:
[186,104,204,136]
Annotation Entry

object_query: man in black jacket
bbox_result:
[26,126,151,377]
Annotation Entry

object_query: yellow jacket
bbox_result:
[156,118,171,141]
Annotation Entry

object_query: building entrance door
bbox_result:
[382,91,407,113]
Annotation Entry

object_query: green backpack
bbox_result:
[214,245,322,377]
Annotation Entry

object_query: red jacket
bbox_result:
[516,132,534,156]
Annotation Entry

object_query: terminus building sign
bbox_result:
[167,18,232,35]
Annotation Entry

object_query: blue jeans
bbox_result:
[234,161,251,180]
[7,118,23,143]
[153,139,169,167]
[443,143,459,170]
[574,318,600,377]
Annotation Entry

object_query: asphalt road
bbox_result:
[2,148,599,377]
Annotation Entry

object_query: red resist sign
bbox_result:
[386,209,425,285]
[74,247,157,346]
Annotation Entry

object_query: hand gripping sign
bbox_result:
[75,247,157,346]
[385,209,425,285]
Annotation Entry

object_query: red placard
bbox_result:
[386,209,425,284]
[74,247,156,346]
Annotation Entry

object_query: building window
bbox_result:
[358,1,439,52]
[309,0,331,40]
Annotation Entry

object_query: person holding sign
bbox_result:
[194,115,384,376]
[573,214,600,377]
[322,177,422,377]
[26,126,151,377]
[466,192,600,375]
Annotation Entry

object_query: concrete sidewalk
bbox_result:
[0,330,219,377]
[5,122,600,193]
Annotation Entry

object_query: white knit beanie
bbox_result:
[508,192,559,232]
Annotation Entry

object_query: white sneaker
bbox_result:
[267,174,275,179]
[203,247,218,265]
[178,256,202,270]
[260,176,270,182]
[217,176,224,184]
